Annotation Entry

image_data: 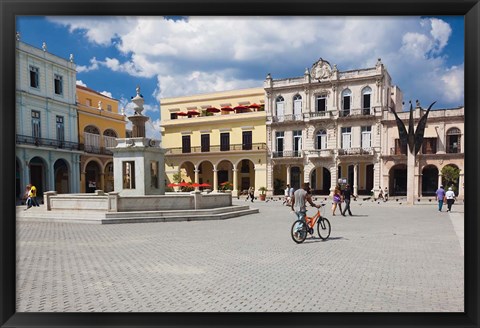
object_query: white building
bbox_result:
[264,58,400,196]
[15,37,82,201]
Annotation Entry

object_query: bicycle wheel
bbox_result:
[291,220,307,244]
[317,217,331,240]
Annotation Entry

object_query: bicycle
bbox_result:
[291,204,331,244]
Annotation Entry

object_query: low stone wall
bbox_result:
[44,190,232,212]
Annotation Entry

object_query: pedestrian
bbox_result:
[248,186,255,203]
[445,187,456,212]
[28,184,40,207]
[341,184,355,216]
[289,185,295,204]
[23,184,32,209]
[384,186,389,201]
[377,188,384,201]
[435,185,446,212]
[282,184,290,205]
[331,184,343,216]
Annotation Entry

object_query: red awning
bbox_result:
[248,103,261,108]
[234,106,249,111]
[176,112,188,116]
[206,107,220,113]
[187,110,200,115]
[221,106,234,111]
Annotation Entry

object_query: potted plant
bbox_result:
[258,186,267,201]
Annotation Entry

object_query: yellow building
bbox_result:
[160,87,267,197]
[76,85,127,193]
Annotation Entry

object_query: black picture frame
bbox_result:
[1,1,479,327]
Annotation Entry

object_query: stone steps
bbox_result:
[16,205,259,224]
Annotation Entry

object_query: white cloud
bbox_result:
[440,64,464,105]
[51,16,463,109]
[100,91,113,98]
[76,80,87,87]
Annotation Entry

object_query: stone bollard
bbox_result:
[107,192,119,212]
[43,191,57,211]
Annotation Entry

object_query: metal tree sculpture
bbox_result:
[390,100,436,155]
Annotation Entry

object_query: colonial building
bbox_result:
[160,88,267,197]
[15,38,82,201]
[76,85,126,193]
[381,105,464,198]
[264,58,400,196]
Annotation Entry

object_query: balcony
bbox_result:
[338,147,375,156]
[305,149,334,158]
[269,114,304,124]
[338,108,376,118]
[166,143,267,155]
[16,134,79,151]
[272,150,302,158]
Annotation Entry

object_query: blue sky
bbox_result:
[16,16,464,138]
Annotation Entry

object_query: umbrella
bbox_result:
[206,107,220,113]
[167,183,179,187]
[221,106,234,111]
[190,183,201,188]
[187,110,200,115]
[199,183,211,187]
[234,106,249,111]
[176,112,188,116]
[248,103,261,108]
[178,181,191,187]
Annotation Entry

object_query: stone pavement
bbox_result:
[16,198,464,312]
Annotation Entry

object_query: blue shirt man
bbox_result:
[435,186,446,212]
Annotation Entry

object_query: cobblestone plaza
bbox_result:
[16,199,464,312]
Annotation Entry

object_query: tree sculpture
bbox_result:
[389,100,436,204]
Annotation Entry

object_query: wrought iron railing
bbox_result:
[166,143,267,155]
[16,134,80,151]
[338,147,374,155]
[272,150,302,158]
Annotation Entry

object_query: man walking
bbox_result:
[445,187,456,212]
[435,185,446,212]
[341,184,354,216]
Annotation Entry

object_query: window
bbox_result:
[31,110,41,138]
[422,138,437,154]
[361,126,372,149]
[242,131,252,150]
[362,87,372,115]
[275,131,284,157]
[56,116,64,142]
[170,113,178,120]
[341,127,351,149]
[316,129,327,149]
[86,98,92,107]
[107,105,112,112]
[182,135,191,153]
[84,125,100,153]
[54,74,63,95]
[293,94,302,119]
[220,132,230,151]
[103,129,118,149]
[122,161,135,189]
[293,130,302,157]
[276,96,285,117]
[446,128,461,153]
[341,89,351,116]
[316,95,327,112]
[395,138,407,155]
[29,66,39,88]
[201,134,210,152]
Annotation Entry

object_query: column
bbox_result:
[213,167,218,193]
[232,168,238,197]
[438,173,443,188]
[353,164,358,195]
[286,165,291,185]
[406,152,415,205]
[99,173,105,191]
[458,172,464,198]
[194,168,200,191]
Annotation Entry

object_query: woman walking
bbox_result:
[332,184,343,216]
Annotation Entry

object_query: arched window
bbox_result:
[293,94,302,119]
[103,129,118,149]
[84,125,100,134]
[361,86,372,115]
[341,89,352,116]
[83,125,100,153]
[446,127,461,153]
[276,96,285,119]
[316,129,327,149]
